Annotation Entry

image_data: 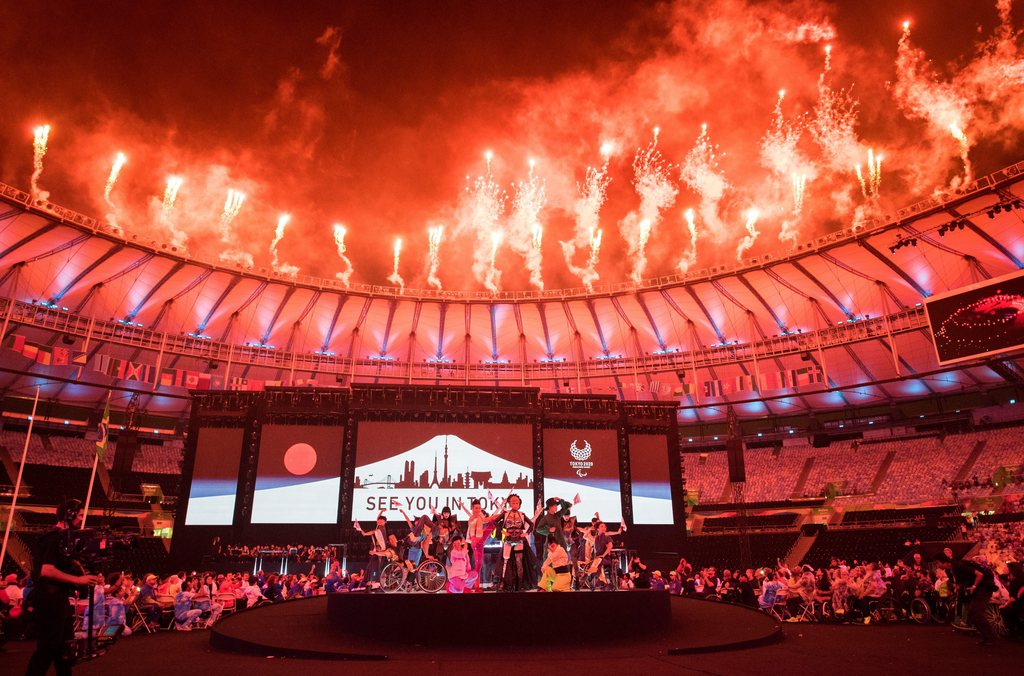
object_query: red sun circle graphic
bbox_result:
[283,443,317,476]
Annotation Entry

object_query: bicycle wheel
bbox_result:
[380,562,407,593]
[986,603,1008,638]
[416,560,447,593]
[910,598,931,624]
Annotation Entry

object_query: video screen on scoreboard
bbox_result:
[251,424,345,524]
[352,422,534,521]
[543,428,621,523]
[629,434,674,525]
[926,269,1024,364]
[184,427,244,526]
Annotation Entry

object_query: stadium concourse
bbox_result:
[4,83,1024,676]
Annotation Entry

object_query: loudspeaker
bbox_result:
[113,430,139,473]
[811,434,830,448]
[726,438,745,483]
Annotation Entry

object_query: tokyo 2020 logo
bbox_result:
[569,439,593,477]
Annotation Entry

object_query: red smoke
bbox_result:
[0,1,1021,292]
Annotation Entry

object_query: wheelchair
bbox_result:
[379,559,448,593]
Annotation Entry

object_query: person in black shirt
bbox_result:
[934,552,997,645]
[26,499,105,676]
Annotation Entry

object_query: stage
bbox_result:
[210,592,782,659]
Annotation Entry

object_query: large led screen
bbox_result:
[926,269,1024,364]
[184,427,244,526]
[251,425,345,524]
[352,422,534,521]
[629,434,674,524]
[543,428,621,522]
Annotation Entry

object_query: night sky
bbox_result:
[0,1,1018,290]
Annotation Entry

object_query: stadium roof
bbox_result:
[1,164,1024,424]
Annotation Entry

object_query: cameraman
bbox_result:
[26,499,104,676]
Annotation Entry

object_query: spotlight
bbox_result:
[988,210,996,219]
[61,334,75,345]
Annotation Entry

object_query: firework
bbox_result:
[161,176,183,217]
[810,44,862,170]
[332,223,354,285]
[855,148,882,199]
[894,22,973,181]
[161,176,187,250]
[564,144,612,291]
[677,208,698,273]
[387,237,405,290]
[218,190,246,241]
[792,174,808,213]
[427,225,444,290]
[270,213,299,276]
[103,152,127,202]
[103,152,127,234]
[624,128,677,284]
[30,125,51,201]
[509,159,547,290]
[680,123,728,247]
[457,155,507,292]
[735,208,761,260]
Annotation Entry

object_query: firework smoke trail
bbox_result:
[893,21,973,182]
[102,152,127,234]
[332,223,354,285]
[677,209,698,273]
[270,213,300,276]
[160,176,188,250]
[563,144,612,291]
[735,209,761,261]
[680,124,728,245]
[30,125,51,202]
[387,237,405,290]
[792,174,808,213]
[427,225,444,290]
[485,230,503,293]
[624,128,677,284]
[458,154,507,292]
[508,160,547,290]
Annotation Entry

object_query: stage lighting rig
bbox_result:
[888,235,917,254]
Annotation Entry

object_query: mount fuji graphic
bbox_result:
[354,434,533,491]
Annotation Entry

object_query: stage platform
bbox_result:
[210,592,781,660]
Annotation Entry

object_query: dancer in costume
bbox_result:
[446,534,479,593]
[538,539,572,592]
[399,509,434,566]
[462,498,490,590]
[487,494,537,591]
[532,497,572,567]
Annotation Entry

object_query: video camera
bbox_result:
[65,528,138,571]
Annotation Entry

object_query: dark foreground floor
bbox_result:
[5,621,1023,676]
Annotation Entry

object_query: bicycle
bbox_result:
[379,559,448,593]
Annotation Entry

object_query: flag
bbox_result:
[52,347,69,366]
[6,334,26,353]
[703,380,723,397]
[673,383,694,396]
[734,374,756,393]
[34,346,52,365]
[95,395,110,462]
[573,494,582,505]
[797,367,824,385]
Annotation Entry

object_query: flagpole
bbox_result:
[82,391,111,529]
[1,384,40,569]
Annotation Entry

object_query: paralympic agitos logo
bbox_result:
[569,439,593,478]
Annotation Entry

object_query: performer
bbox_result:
[586,520,625,590]
[355,511,388,585]
[487,494,537,591]
[446,535,479,593]
[398,509,433,566]
[538,539,572,592]
[532,497,572,566]
[461,499,490,590]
